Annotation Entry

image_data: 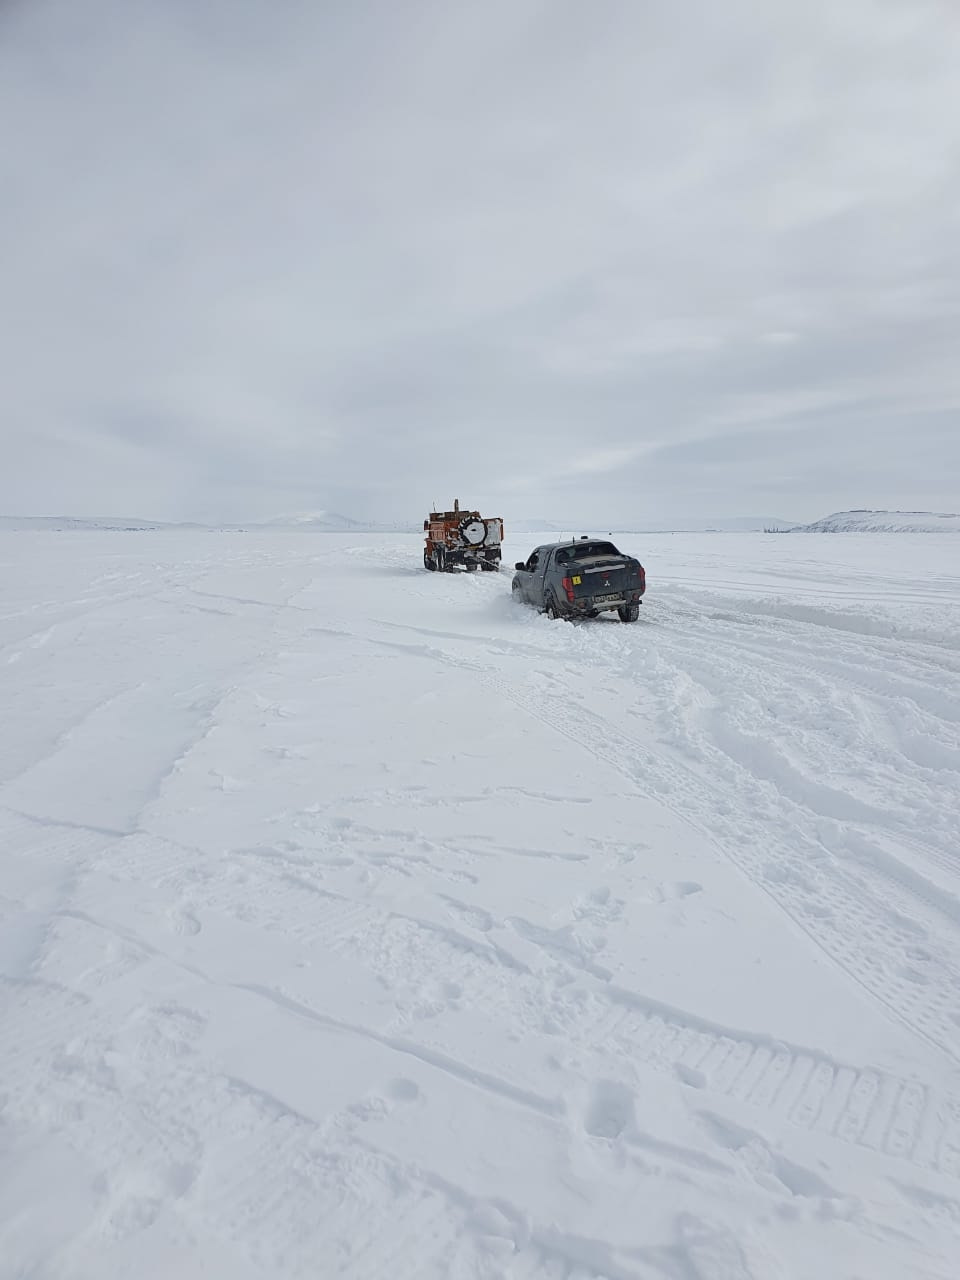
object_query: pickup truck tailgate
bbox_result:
[570,557,642,600]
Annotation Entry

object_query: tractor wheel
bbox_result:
[424,548,437,571]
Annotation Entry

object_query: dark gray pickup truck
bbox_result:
[512,538,646,622]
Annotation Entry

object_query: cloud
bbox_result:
[1,0,958,522]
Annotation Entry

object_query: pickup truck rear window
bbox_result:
[556,542,621,563]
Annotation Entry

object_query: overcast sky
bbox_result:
[2,0,958,524]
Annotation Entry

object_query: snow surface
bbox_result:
[787,510,960,534]
[2,529,960,1279]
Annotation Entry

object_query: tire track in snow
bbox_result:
[5,980,464,1279]
[29,847,960,1182]
[383,606,960,1062]
[549,985,944,1172]
[7,854,960,1273]
[496,669,960,1067]
[640,607,960,1051]
[144,833,960,1180]
[654,606,960,858]
[336,617,960,1070]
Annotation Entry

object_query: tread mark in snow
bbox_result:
[462,662,960,1069]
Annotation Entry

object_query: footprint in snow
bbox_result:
[584,1080,636,1140]
[210,770,245,793]
[675,1063,707,1089]
[644,881,702,903]
[165,908,201,936]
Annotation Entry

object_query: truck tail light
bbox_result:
[561,576,575,602]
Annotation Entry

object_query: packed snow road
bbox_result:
[2,530,960,1280]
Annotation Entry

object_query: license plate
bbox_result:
[593,592,621,603]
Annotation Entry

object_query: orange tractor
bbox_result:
[423,500,504,572]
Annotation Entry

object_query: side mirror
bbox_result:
[515,562,525,571]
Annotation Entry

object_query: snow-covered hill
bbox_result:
[0,515,182,531]
[0,512,421,534]
[260,510,420,533]
[788,509,960,533]
[9,509,954,538]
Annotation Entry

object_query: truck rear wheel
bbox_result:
[618,603,640,622]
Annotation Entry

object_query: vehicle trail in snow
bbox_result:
[344,545,960,1074]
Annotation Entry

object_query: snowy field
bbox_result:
[2,529,960,1280]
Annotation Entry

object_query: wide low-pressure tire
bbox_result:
[435,546,446,572]
[465,560,478,572]
[424,548,436,571]
[480,559,498,571]
[618,603,640,623]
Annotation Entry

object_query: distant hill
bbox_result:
[17,509,953,536]
[0,512,799,535]
[0,512,418,533]
[507,515,795,534]
[259,511,420,533]
[784,510,960,534]
[0,515,186,531]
